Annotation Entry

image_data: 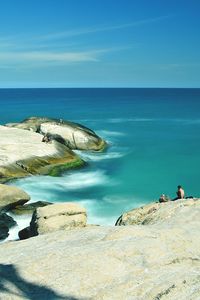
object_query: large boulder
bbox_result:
[30,202,87,236]
[0,184,30,212]
[115,198,199,226]
[0,200,199,299]
[0,213,16,240]
[0,125,84,182]
[6,117,106,151]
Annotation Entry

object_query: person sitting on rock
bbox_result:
[42,134,50,143]
[159,194,170,203]
[173,185,185,201]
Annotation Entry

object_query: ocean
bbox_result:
[1,88,200,238]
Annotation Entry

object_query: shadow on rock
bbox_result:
[0,264,79,300]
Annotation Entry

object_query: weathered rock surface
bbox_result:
[0,125,84,182]
[115,198,199,226]
[0,213,16,240]
[0,184,30,212]
[0,200,200,299]
[11,201,52,215]
[6,116,106,151]
[30,202,87,236]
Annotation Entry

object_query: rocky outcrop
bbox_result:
[115,198,198,226]
[0,213,16,240]
[11,201,52,215]
[30,202,87,236]
[0,199,199,299]
[6,116,106,151]
[1,117,106,182]
[0,125,84,182]
[0,184,30,212]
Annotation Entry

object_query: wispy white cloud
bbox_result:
[0,15,172,69]
[0,48,121,68]
[0,43,132,68]
[37,15,172,41]
[0,14,170,43]
[0,50,98,64]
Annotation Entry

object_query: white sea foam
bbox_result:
[74,150,126,161]
[58,170,111,190]
[97,130,126,137]
[87,215,118,226]
[12,170,113,196]
[77,195,148,226]
[75,117,200,126]
[4,213,32,242]
[76,117,155,124]
[76,198,118,226]
[164,118,200,125]
[107,118,154,123]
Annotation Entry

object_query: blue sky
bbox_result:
[0,0,200,87]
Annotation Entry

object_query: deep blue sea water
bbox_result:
[1,88,200,234]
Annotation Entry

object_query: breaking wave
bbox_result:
[4,213,32,242]
[74,150,126,162]
[12,170,113,199]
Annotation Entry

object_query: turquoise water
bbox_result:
[1,88,200,225]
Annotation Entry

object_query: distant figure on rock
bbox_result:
[159,194,170,203]
[173,185,185,201]
[42,134,51,143]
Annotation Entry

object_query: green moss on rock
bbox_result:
[47,157,85,177]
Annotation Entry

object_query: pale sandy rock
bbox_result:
[40,122,105,151]
[0,126,57,166]
[0,202,199,300]
[115,198,199,226]
[0,125,83,182]
[6,116,106,151]
[30,202,87,235]
[0,184,30,211]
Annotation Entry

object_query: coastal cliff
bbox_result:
[0,198,199,299]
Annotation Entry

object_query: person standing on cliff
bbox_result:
[173,185,185,201]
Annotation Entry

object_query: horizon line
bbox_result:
[0,87,200,89]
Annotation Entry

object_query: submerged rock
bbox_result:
[0,213,16,240]
[30,202,87,236]
[6,116,106,151]
[115,198,199,226]
[0,184,30,212]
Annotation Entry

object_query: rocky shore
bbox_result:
[0,117,199,299]
[0,180,199,299]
